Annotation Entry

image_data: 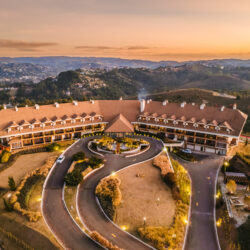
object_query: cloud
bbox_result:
[74,45,151,51]
[0,39,58,51]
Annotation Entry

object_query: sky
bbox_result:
[1,0,250,61]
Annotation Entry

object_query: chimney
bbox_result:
[119,96,123,100]
[200,103,206,110]
[35,104,39,110]
[14,106,18,111]
[73,100,78,106]
[90,99,95,104]
[162,100,168,106]
[180,101,186,108]
[220,106,225,111]
[140,99,146,112]
[192,102,195,106]
[233,103,237,110]
[55,102,59,108]
[3,104,7,109]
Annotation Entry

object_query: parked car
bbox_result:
[181,149,192,154]
[57,155,65,163]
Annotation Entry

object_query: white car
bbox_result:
[181,149,192,154]
[57,155,65,163]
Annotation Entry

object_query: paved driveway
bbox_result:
[77,137,163,250]
[42,140,102,250]
[171,153,224,250]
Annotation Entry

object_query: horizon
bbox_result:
[1,0,250,60]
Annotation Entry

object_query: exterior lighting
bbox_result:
[7,193,12,198]
[183,217,188,224]
[37,197,42,202]
[223,161,230,167]
[163,147,167,152]
[216,218,222,227]
[121,225,128,231]
[111,171,116,177]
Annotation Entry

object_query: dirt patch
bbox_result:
[0,152,58,189]
[115,159,176,233]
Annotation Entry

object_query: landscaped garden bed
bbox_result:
[173,148,196,162]
[91,136,149,155]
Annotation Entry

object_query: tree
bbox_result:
[64,171,83,186]
[0,150,11,163]
[8,176,16,191]
[72,152,85,162]
[226,180,237,194]
[244,196,250,209]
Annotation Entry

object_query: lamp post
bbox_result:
[143,217,146,231]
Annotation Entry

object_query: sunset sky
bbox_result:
[1,0,250,61]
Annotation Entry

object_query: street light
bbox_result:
[143,217,147,231]
[111,171,116,177]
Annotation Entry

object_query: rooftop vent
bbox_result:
[233,103,237,110]
[192,102,195,106]
[73,100,78,106]
[55,102,59,108]
[162,100,168,106]
[140,99,146,112]
[35,104,39,110]
[200,103,206,110]
[220,106,225,112]
[90,99,95,104]
[3,104,7,109]
[14,106,18,112]
[119,96,123,100]
[180,101,186,108]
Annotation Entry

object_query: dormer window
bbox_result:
[29,125,34,129]
[226,128,231,133]
[51,122,56,126]
[7,128,11,133]
[183,122,188,126]
[155,118,159,122]
[215,126,220,131]
[146,117,150,121]
[18,126,23,131]
[164,119,168,124]
[193,123,198,128]
[204,125,209,129]
[61,121,66,125]
[40,123,45,128]
[71,119,76,124]
[90,117,94,121]
[173,120,178,125]
[81,118,85,122]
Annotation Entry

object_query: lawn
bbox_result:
[0,152,59,189]
[115,159,176,233]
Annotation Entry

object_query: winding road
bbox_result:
[42,136,222,250]
[77,137,163,250]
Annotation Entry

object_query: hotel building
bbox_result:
[0,100,247,155]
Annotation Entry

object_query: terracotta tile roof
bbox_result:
[0,100,247,137]
[105,113,134,133]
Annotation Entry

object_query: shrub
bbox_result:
[88,156,104,168]
[8,176,16,191]
[90,231,121,250]
[1,150,11,163]
[96,177,121,220]
[64,171,83,186]
[72,151,85,162]
[164,172,177,189]
[226,180,237,194]
[47,143,60,152]
[3,198,13,212]
[153,155,172,176]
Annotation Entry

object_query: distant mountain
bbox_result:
[1,56,250,83]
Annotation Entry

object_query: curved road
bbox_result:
[42,140,102,250]
[77,137,163,250]
[171,153,223,250]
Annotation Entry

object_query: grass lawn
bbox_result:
[0,151,62,250]
[0,152,59,189]
[115,159,176,234]
[64,186,87,233]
